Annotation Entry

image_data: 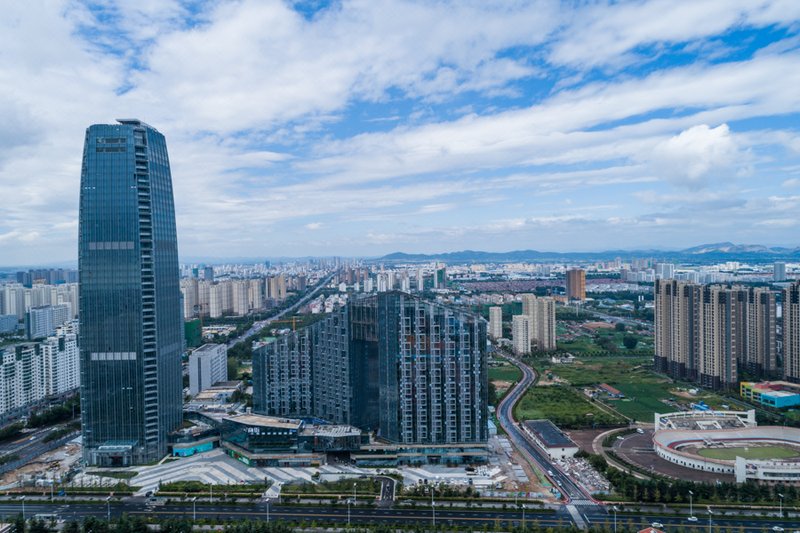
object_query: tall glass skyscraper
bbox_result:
[79,119,183,466]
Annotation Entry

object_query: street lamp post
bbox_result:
[353,482,357,505]
[20,495,25,522]
[522,504,526,530]
[106,496,111,521]
[347,498,351,526]
[209,483,213,504]
[266,498,270,523]
[778,493,784,518]
[612,506,618,533]
[431,487,436,528]
[707,506,713,533]
[192,497,197,522]
[689,490,694,519]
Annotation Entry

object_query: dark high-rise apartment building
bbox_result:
[784,282,800,383]
[79,119,183,466]
[654,279,700,381]
[253,292,488,445]
[655,280,778,389]
[565,268,586,301]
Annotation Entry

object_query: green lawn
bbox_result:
[557,336,599,355]
[489,362,522,383]
[539,357,679,422]
[515,385,626,429]
[542,357,653,387]
[612,382,677,422]
[557,328,654,356]
[697,446,800,461]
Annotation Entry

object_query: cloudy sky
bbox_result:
[2,0,800,264]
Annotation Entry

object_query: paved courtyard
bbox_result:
[78,449,370,495]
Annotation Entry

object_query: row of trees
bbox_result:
[585,451,799,506]
[27,396,80,427]
[25,516,736,533]
[9,515,604,533]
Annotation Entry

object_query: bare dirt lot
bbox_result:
[0,442,81,489]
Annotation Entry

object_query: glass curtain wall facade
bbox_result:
[253,292,488,445]
[79,119,183,466]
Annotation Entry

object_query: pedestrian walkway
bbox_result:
[566,504,587,529]
[125,449,372,495]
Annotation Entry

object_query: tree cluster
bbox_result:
[587,451,799,505]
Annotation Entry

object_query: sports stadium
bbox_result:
[653,410,800,484]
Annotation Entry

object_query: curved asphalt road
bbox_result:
[496,354,597,506]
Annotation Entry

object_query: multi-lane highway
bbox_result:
[0,499,796,532]
[226,271,337,349]
[0,500,574,529]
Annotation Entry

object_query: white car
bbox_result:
[651,523,664,529]
[687,516,698,522]
[771,527,784,532]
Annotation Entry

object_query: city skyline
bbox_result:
[2,2,800,264]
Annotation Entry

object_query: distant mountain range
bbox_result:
[5,243,799,271]
[379,242,800,264]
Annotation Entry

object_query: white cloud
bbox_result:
[548,0,800,70]
[1,1,800,262]
[649,124,741,187]
[121,0,559,133]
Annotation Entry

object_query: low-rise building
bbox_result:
[176,411,366,467]
[521,419,579,460]
[740,381,800,409]
[173,409,482,466]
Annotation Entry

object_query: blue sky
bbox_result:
[1,0,800,264]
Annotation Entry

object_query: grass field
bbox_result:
[543,356,653,387]
[697,445,800,461]
[612,382,677,422]
[539,357,731,422]
[557,329,654,356]
[515,385,626,429]
[489,363,522,383]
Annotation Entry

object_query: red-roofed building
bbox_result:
[599,383,624,398]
